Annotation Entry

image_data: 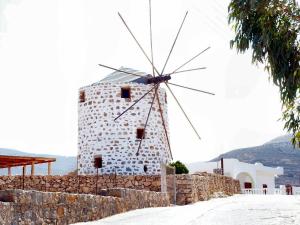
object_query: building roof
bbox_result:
[0,155,56,169]
[94,67,151,85]
[188,158,284,176]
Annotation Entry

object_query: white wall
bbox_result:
[188,158,283,189]
[256,172,277,189]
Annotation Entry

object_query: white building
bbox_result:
[77,68,172,175]
[188,158,284,190]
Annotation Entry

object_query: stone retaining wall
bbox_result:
[175,172,241,205]
[0,188,169,225]
[0,173,241,206]
[0,202,12,225]
[0,175,161,193]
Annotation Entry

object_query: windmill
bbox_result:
[98,0,214,160]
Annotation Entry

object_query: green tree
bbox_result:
[228,0,300,146]
[169,161,189,174]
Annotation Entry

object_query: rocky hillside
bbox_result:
[212,135,300,186]
[0,148,77,175]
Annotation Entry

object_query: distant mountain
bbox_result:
[0,148,77,175]
[265,134,293,144]
[210,134,300,186]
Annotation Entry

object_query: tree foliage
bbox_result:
[169,161,189,174]
[228,0,300,146]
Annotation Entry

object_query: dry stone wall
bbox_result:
[78,82,171,175]
[175,172,241,205]
[0,202,12,225]
[0,173,241,206]
[0,188,169,225]
[0,175,162,194]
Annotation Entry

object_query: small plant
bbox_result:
[169,161,189,174]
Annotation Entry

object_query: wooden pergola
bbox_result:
[0,155,56,176]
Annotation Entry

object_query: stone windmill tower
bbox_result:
[77,1,214,175]
[77,68,172,175]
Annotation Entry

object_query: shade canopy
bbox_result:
[0,155,56,169]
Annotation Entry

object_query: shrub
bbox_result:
[169,161,189,174]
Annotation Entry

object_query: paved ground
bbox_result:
[75,195,300,225]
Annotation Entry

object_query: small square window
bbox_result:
[121,87,131,98]
[94,155,102,168]
[136,128,145,139]
[79,91,85,103]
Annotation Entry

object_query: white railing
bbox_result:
[293,187,300,195]
[241,188,283,195]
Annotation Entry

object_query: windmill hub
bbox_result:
[147,75,171,84]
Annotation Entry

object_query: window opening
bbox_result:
[79,91,86,103]
[121,87,131,98]
[136,128,145,139]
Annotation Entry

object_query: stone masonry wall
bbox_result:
[175,172,241,205]
[0,188,169,225]
[0,202,12,225]
[78,81,171,175]
[0,173,241,206]
[0,175,162,194]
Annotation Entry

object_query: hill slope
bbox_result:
[0,148,77,175]
[211,135,300,186]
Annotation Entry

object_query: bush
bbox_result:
[169,161,189,174]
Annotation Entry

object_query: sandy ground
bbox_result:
[74,195,300,225]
